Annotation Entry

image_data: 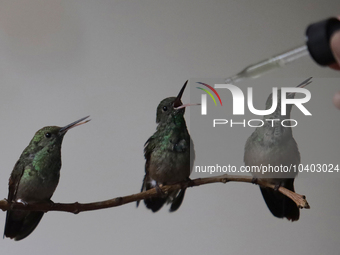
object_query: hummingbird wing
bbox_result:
[137,136,168,212]
[7,160,25,203]
[143,136,156,173]
[4,159,26,239]
[4,159,45,240]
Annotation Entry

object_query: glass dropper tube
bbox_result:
[224,44,309,84]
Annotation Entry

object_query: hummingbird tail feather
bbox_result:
[282,179,300,221]
[260,179,299,221]
[4,210,44,241]
[144,197,167,212]
[169,188,186,212]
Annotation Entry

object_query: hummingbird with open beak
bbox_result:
[244,78,312,221]
[4,116,90,240]
[137,80,195,212]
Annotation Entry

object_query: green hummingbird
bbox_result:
[137,80,195,212]
[4,116,90,241]
[244,78,311,221]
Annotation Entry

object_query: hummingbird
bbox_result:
[4,116,90,241]
[137,80,195,212]
[244,78,311,221]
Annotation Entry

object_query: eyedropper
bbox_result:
[225,17,340,84]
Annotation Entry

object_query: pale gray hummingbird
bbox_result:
[244,78,311,221]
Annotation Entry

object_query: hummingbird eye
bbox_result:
[45,132,52,138]
[162,106,168,111]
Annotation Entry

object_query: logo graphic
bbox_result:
[195,79,312,128]
[196,82,222,115]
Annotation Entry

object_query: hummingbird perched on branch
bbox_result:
[244,78,312,221]
[4,116,90,241]
[137,80,195,212]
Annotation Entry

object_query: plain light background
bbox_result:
[0,1,339,254]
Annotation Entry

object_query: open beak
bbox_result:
[296,77,312,88]
[173,80,201,109]
[59,116,90,134]
[173,80,188,108]
[287,77,312,97]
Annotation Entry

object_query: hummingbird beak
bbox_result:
[173,80,188,108]
[173,80,201,109]
[296,77,312,88]
[287,77,312,97]
[59,116,90,134]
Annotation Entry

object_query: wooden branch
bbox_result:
[0,174,310,214]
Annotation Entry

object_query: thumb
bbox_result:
[330,31,340,65]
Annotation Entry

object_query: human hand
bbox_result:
[330,18,340,109]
